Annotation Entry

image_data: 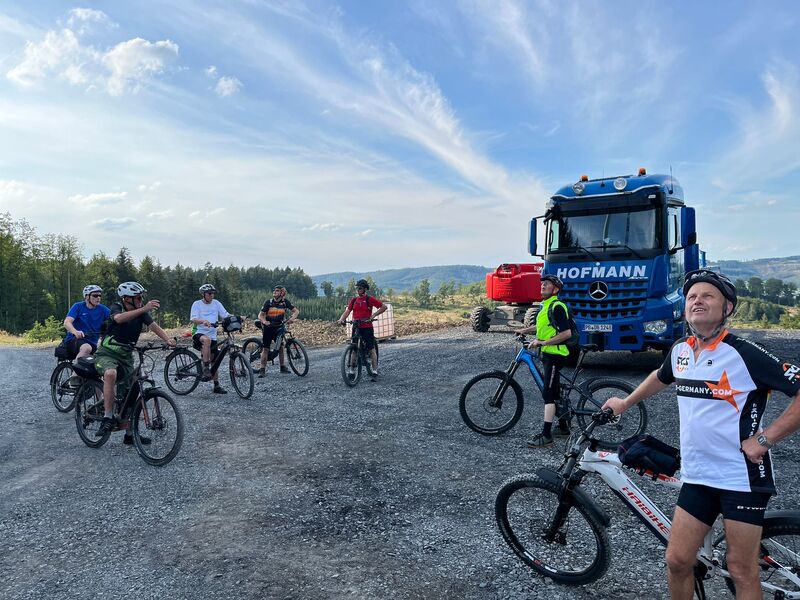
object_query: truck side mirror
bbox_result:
[528,217,544,257]
[680,207,696,248]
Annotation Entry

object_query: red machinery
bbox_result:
[471,263,544,331]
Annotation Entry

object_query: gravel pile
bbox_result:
[2,326,800,599]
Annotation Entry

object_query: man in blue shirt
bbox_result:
[62,284,111,360]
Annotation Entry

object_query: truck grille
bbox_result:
[561,281,648,321]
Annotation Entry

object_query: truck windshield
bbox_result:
[548,207,660,253]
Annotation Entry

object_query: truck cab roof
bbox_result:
[552,173,683,204]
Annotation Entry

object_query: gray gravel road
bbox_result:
[2,326,800,600]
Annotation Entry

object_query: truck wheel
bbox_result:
[523,305,541,328]
[471,307,490,332]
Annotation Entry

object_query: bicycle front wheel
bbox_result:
[241,337,263,365]
[459,371,524,435]
[720,518,800,596]
[74,380,110,448]
[51,361,78,412]
[341,344,361,387]
[574,377,646,450]
[286,339,309,376]
[163,349,201,396]
[132,390,184,466]
[496,474,610,585]
[229,351,254,399]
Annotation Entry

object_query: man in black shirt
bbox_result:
[94,282,175,441]
[256,285,299,377]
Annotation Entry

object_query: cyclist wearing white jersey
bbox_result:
[604,270,800,600]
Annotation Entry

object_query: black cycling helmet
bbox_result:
[540,274,564,290]
[356,279,369,290]
[683,269,737,316]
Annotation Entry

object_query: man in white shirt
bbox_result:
[190,283,231,394]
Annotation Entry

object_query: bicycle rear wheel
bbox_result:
[229,351,254,399]
[341,344,361,387]
[51,361,78,412]
[286,339,309,376]
[132,390,184,466]
[459,371,524,435]
[241,337,263,365]
[163,348,201,396]
[574,377,645,450]
[496,474,610,585]
[74,380,110,448]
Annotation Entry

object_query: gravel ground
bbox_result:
[2,326,800,600]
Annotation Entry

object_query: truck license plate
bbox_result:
[583,324,612,332]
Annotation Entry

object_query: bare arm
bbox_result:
[742,390,800,462]
[372,304,388,319]
[287,307,300,324]
[64,316,84,338]
[603,369,669,415]
[114,300,159,323]
[338,307,352,324]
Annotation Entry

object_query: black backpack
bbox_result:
[547,300,580,348]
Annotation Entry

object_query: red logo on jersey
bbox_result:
[704,370,742,412]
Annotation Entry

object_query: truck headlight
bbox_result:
[644,320,668,334]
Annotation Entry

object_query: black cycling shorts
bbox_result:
[354,327,376,351]
[677,482,771,527]
[261,324,285,349]
[192,333,219,357]
[64,337,96,359]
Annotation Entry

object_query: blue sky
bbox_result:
[1,1,799,274]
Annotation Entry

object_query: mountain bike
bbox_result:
[162,316,254,399]
[459,336,645,450]
[495,410,800,598]
[340,318,379,387]
[240,321,309,377]
[73,342,184,466]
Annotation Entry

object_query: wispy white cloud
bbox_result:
[92,217,135,230]
[147,209,173,219]
[69,191,128,207]
[356,229,374,237]
[66,8,115,34]
[303,222,341,232]
[710,61,800,191]
[138,181,162,192]
[215,75,242,97]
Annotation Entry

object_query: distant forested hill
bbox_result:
[311,265,492,294]
[710,256,800,285]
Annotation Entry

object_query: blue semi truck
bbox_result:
[528,169,705,353]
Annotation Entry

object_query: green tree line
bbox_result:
[734,276,798,306]
[0,213,317,334]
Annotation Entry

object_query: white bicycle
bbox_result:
[496,411,800,598]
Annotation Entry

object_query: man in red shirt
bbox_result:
[338,279,387,381]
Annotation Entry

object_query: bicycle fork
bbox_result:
[491,362,521,409]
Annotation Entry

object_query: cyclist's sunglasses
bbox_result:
[89,293,102,298]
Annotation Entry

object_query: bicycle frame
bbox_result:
[572,448,800,595]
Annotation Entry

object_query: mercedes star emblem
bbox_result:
[589,281,609,300]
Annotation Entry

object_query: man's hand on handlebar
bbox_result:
[602,396,628,416]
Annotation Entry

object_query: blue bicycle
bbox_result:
[459,336,645,450]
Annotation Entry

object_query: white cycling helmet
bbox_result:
[117,281,147,298]
[83,284,102,297]
[199,283,217,294]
